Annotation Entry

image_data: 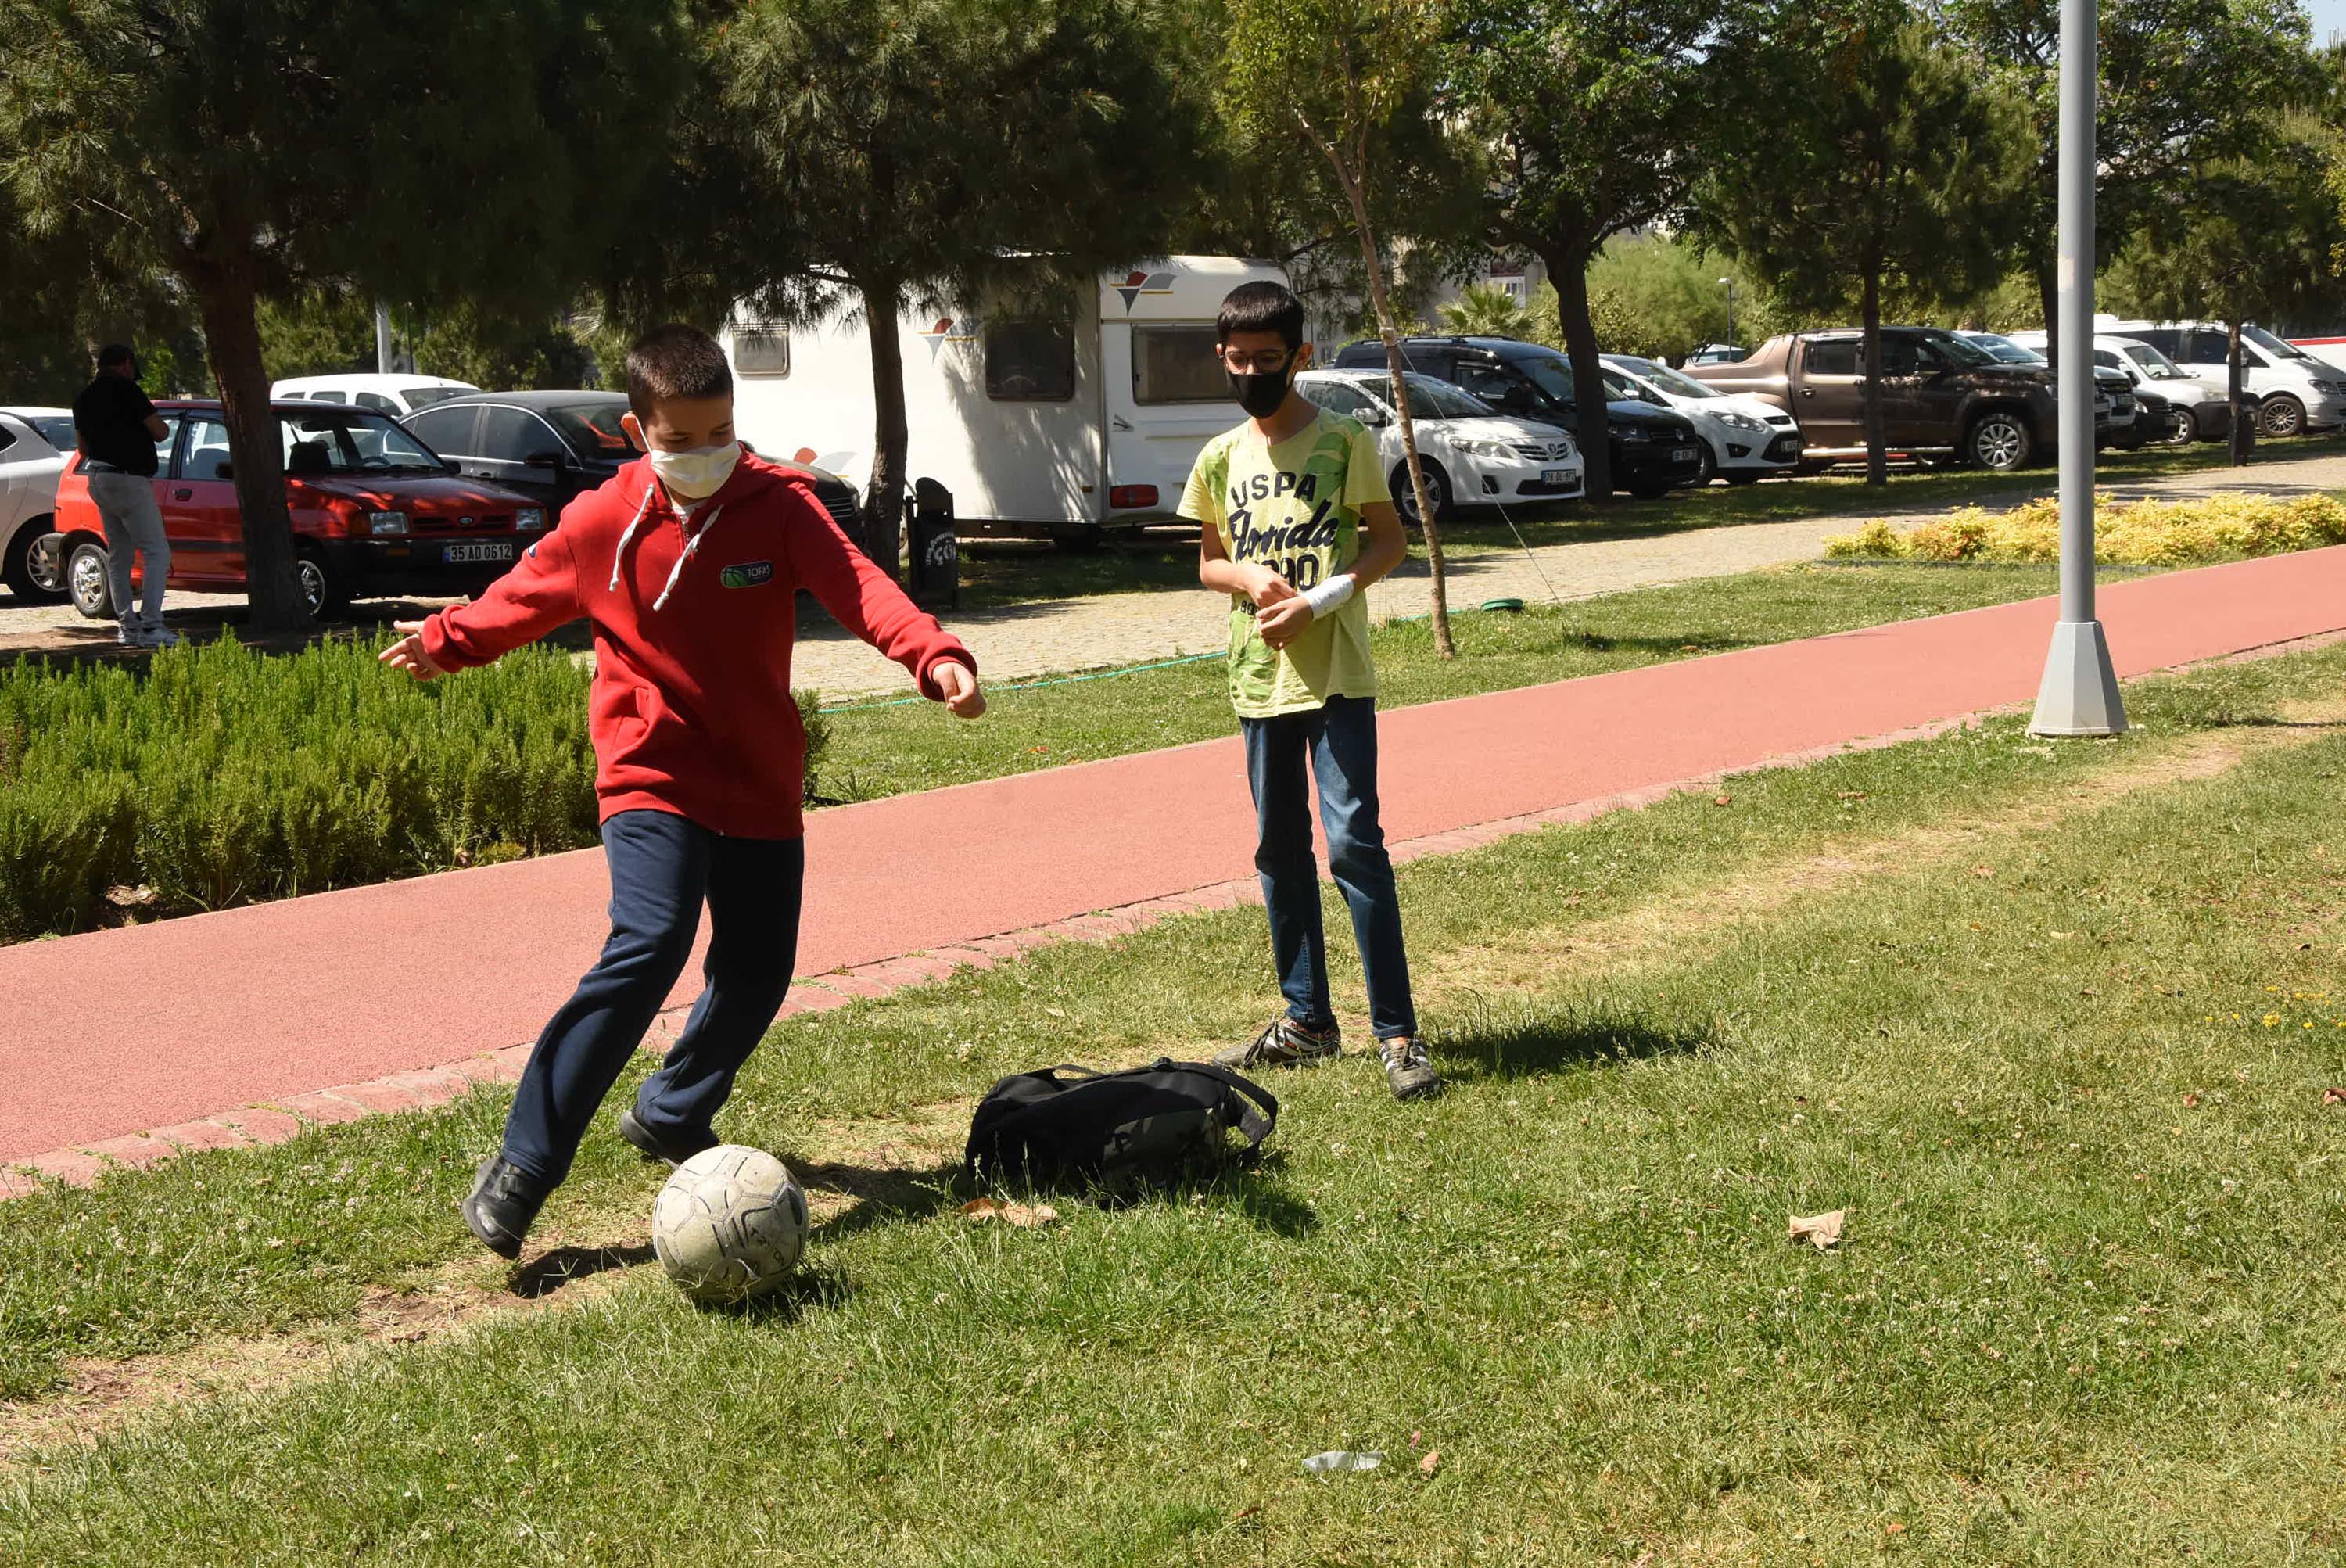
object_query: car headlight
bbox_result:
[2314,380,2337,393]
[368,510,408,536]
[1716,411,1767,432]
[1454,436,1513,458]
[516,507,547,533]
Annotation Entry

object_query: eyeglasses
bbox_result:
[1219,348,1296,374]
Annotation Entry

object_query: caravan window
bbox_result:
[985,321,1075,401]
[1133,325,1229,404]
[734,327,791,377]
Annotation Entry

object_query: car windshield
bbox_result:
[1516,357,1576,403]
[2242,324,2312,361]
[1393,375,1495,420]
[2120,343,2187,379]
[281,410,447,473]
[1964,334,2042,364]
[1636,363,1720,399]
[402,386,472,411]
[544,400,636,459]
[1922,331,1997,367]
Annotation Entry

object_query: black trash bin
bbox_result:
[909,477,959,611]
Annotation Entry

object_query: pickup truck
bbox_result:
[1682,326,2061,472]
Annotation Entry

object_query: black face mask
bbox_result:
[1227,353,1297,418]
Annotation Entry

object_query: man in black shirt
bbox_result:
[72,343,178,648]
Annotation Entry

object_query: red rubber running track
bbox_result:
[7,547,2345,1162]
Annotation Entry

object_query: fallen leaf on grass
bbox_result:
[1971,866,1996,877]
[1788,1210,1846,1250]
[1713,794,1732,807]
[1837,790,1867,801]
[2183,1093,2201,1108]
[961,1198,1060,1228]
[1419,1450,1440,1475]
[2324,1087,2346,1106]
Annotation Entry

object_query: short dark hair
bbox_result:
[625,323,732,419]
[96,343,135,370]
[1217,282,1304,350]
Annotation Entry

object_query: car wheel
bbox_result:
[1050,527,1106,554]
[1695,443,1719,485]
[294,549,346,619]
[1390,460,1451,526]
[66,538,115,620]
[2164,408,2198,445]
[1965,411,2033,472]
[2261,394,2306,438]
[2,521,67,604]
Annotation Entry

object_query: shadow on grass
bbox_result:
[509,1242,658,1300]
[1440,1013,1713,1083]
[706,1263,856,1325]
[1065,1151,1319,1239]
[797,1156,962,1244]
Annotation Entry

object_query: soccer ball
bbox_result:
[650,1145,809,1303]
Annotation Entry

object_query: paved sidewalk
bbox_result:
[790,447,2346,697]
[9,544,2346,1182]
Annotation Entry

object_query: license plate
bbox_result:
[1541,468,1573,484]
[443,541,513,564]
[1672,447,1698,463]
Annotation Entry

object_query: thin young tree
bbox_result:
[1699,4,2034,485]
[1225,0,1464,657]
[1451,0,1732,501]
[698,0,1203,578]
[0,0,683,628]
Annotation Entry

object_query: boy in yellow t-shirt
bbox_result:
[1176,281,1439,1101]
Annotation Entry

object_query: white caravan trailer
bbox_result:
[723,256,1288,541]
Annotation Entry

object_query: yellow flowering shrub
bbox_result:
[1824,493,2346,565]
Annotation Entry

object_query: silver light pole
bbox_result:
[2029,0,2126,737]
[375,303,394,376]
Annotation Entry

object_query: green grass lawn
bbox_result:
[7,641,2346,1563]
[945,431,2346,608]
[814,561,2068,802]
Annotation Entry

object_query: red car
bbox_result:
[52,399,548,620]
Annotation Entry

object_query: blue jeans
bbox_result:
[1241,695,1417,1040]
[502,809,804,1186]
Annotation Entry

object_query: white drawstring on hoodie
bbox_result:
[608,479,726,612]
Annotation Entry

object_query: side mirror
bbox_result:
[524,448,566,469]
[215,462,232,480]
[1358,407,1389,428]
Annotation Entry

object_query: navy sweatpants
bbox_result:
[500,809,804,1186]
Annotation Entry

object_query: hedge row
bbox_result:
[1824,492,2346,565]
[0,637,826,944]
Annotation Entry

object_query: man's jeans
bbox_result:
[501,809,805,1186]
[84,468,169,626]
[1240,694,1418,1040]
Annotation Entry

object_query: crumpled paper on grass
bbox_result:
[1788,1210,1846,1250]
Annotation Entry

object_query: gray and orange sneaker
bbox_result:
[1215,1017,1342,1071]
[1377,1035,1443,1101]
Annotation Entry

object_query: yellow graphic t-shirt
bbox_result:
[1177,410,1389,719]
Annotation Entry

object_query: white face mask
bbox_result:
[647,441,741,501]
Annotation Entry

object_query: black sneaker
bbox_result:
[1378,1035,1443,1101]
[1214,1017,1342,1071]
[617,1105,717,1168]
[462,1155,547,1260]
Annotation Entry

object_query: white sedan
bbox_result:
[0,406,73,601]
[1295,369,1581,521]
[1601,355,1803,484]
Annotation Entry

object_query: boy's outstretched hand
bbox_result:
[378,619,445,682]
[935,660,986,719]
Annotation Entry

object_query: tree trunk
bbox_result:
[2227,318,2255,466]
[859,274,909,581]
[192,257,304,630]
[1550,255,1613,502]
[1860,269,1886,487]
[1345,181,1454,658]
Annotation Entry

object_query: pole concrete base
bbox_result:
[2029,619,2127,737]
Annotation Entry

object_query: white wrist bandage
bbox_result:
[1300,572,1357,617]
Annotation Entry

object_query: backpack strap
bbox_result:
[1174,1063,1279,1151]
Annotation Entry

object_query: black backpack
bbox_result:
[963,1058,1279,1187]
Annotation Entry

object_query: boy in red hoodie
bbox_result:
[382,324,983,1258]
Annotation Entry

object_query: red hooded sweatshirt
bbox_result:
[419,452,973,841]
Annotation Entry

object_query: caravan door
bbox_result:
[1097,259,1288,526]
